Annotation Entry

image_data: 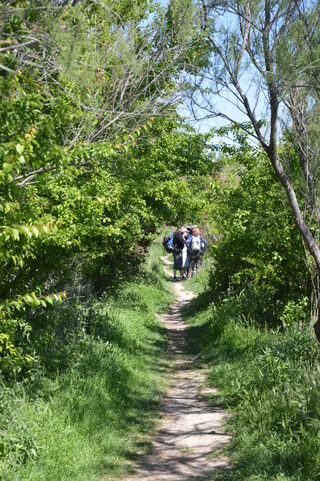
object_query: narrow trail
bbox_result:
[126,256,231,481]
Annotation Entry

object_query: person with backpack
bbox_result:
[172,225,186,281]
[186,227,202,278]
[162,233,174,253]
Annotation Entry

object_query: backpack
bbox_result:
[190,235,201,252]
[162,233,174,253]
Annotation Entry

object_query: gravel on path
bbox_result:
[125,256,231,481]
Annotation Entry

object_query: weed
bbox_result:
[184,271,320,481]
[0,240,172,481]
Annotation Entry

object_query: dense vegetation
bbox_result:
[185,277,320,481]
[0,1,210,478]
[1,0,320,480]
[184,135,320,480]
[1,242,174,480]
[0,0,211,382]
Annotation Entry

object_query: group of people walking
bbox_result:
[163,225,208,282]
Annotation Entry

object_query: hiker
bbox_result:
[186,224,199,273]
[186,227,202,278]
[172,225,186,281]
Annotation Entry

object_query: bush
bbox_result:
[185,285,320,481]
[0,242,172,480]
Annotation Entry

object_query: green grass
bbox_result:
[183,269,320,481]
[184,256,213,295]
[0,241,173,481]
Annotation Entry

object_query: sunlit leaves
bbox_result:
[208,135,308,326]
[0,0,212,382]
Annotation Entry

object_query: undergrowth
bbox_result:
[185,256,213,295]
[184,273,320,481]
[0,242,173,481]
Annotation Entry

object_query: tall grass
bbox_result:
[0,241,173,481]
[184,256,213,295]
[184,276,320,481]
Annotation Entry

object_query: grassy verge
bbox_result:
[184,256,213,295]
[0,241,173,481]
[183,274,320,481]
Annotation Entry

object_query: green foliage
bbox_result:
[185,283,320,481]
[0,0,213,380]
[206,128,309,327]
[0,76,210,380]
[0,241,172,480]
[181,124,320,480]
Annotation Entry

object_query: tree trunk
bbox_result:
[268,151,320,343]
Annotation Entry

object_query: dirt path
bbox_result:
[126,257,230,481]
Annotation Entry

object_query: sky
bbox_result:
[153,0,273,142]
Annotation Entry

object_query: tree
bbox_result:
[206,127,309,327]
[0,0,213,379]
[0,0,192,148]
[187,0,320,338]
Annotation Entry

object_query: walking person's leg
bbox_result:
[199,253,204,268]
[188,253,196,278]
[195,254,201,274]
[173,252,178,281]
[184,255,189,278]
[177,251,184,279]
[173,251,183,281]
[181,246,187,280]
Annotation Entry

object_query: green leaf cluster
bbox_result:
[0,86,211,380]
[206,128,309,327]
